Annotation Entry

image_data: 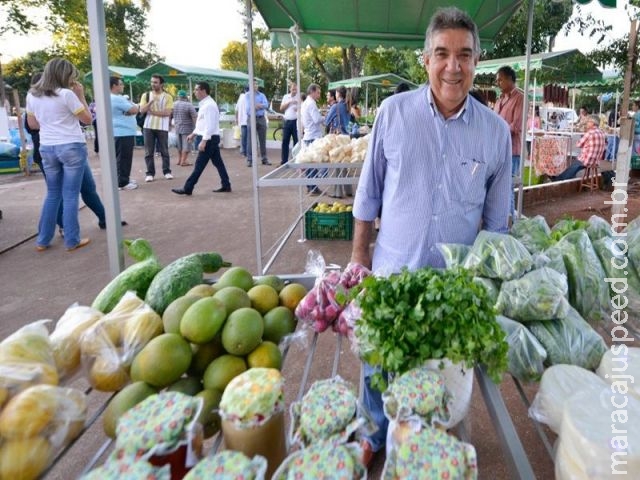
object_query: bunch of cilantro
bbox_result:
[353,266,508,391]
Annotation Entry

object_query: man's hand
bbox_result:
[187,133,195,142]
[198,139,207,152]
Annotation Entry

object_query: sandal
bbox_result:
[66,238,91,252]
[35,244,50,252]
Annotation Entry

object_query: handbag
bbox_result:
[136,92,149,129]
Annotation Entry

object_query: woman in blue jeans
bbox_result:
[26,58,93,251]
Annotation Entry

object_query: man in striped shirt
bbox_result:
[555,114,606,181]
[351,6,512,466]
[139,74,174,182]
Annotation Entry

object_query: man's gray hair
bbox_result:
[424,7,480,57]
[307,83,320,95]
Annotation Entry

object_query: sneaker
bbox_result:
[144,175,154,183]
[164,173,174,180]
[119,182,138,191]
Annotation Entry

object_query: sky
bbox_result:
[0,1,634,67]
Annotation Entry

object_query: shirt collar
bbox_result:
[426,85,470,123]
[198,96,212,107]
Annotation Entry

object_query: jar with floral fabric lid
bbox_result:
[219,368,286,477]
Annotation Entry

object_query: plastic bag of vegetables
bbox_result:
[550,217,588,242]
[462,230,533,280]
[495,267,569,322]
[496,316,546,383]
[473,277,500,306]
[554,230,611,324]
[436,243,470,269]
[625,215,640,276]
[510,215,552,254]
[585,215,612,243]
[528,305,606,370]
[534,245,567,277]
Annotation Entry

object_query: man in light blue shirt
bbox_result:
[110,76,139,190]
[351,7,511,465]
[245,79,271,167]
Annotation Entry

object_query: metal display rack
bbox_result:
[254,162,363,274]
[43,274,540,479]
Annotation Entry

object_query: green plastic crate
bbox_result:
[632,155,640,170]
[305,203,354,240]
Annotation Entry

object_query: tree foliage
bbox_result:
[3,50,52,95]
[1,0,159,75]
[486,0,574,58]
[0,0,47,35]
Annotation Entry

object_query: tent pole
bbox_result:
[246,0,263,273]
[129,82,133,100]
[86,0,125,276]
[528,75,537,188]
[516,0,535,218]
[294,25,301,148]
[189,79,193,101]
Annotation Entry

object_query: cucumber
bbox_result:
[91,239,162,313]
[144,252,231,315]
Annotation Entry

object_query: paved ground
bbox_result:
[0,143,555,479]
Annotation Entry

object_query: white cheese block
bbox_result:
[597,346,640,401]
[555,389,640,479]
[529,364,608,433]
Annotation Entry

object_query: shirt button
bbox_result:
[433,215,439,221]
[438,184,442,189]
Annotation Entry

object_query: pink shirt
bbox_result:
[494,88,524,156]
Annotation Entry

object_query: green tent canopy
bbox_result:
[253,0,524,50]
[135,62,263,87]
[475,49,603,85]
[84,66,143,83]
[328,74,417,90]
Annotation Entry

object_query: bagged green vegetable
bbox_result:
[555,230,610,324]
[436,243,470,269]
[528,306,606,370]
[535,245,567,277]
[625,215,640,278]
[585,215,612,243]
[496,316,547,383]
[510,215,552,254]
[472,277,500,306]
[495,267,569,322]
[592,236,640,295]
[550,217,588,242]
[462,231,533,281]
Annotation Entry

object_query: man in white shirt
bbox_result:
[235,86,248,157]
[301,83,324,193]
[279,82,299,164]
[171,82,231,195]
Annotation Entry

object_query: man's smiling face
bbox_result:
[423,28,477,114]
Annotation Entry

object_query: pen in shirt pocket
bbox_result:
[471,158,485,176]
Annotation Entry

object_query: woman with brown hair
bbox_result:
[26,58,93,251]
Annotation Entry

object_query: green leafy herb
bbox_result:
[353,267,508,390]
[550,216,588,243]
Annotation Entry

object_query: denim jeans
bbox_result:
[38,142,87,249]
[57,161,106,229]
[555,160,585,181]
[183,135,230,192]
[281,119,298,165]
[361,362,388,452]
[143,128,171,176]
[240,125,248,156]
